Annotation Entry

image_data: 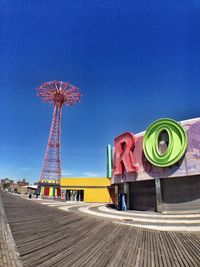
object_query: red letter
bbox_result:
[113,132,138,175]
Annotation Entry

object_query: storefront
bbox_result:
[65,189,84,201]
[38,180,61,198]
[110,118,200,212]
[60,177,113,203]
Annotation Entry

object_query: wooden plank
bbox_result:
[1,192,200,267]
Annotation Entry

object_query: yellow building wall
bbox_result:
[85,188,111,202]
[61,177,111,187]
[61,187,111,203]
[60,177,112,203]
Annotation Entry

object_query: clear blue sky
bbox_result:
[1,1,200,183]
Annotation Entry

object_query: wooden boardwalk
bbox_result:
[0,193,22,267]
[1,192,200,267]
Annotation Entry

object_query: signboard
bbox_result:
[111,118,200,184]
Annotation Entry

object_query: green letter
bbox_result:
[143,118,188,167]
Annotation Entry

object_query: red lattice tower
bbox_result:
[37,81,81,182]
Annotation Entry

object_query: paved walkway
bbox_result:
[36,197,200,232]
[1,192,200,267]
[0,193,23,267]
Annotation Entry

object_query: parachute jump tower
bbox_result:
[37,81,81,183]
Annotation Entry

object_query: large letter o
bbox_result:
[143,118,188,167]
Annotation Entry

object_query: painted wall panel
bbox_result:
[84,188,111,203]
[61,178,111,187]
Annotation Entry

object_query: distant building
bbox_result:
[17,178,29,186]
[0,178,14,190]
[13,179,29,194]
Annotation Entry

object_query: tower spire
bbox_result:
[37,80,81,183]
